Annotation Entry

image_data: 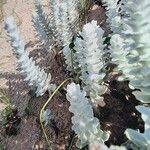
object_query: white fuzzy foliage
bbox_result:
[62,45,72,71]
[122,0,150,138]
[102,0,124,34]
[63,45,78,71]
[125,106,150,150]
[66,82,109,148]
[109,34,133,80]
[119,0,150,103]
[18,51,56,96]
[48,0,62,43]
[48,0,80,70]
[110,34,125,65]
[59,2,74,46]
[60,1,78,71]
[5,16,56,96]
[33,0,78,70]
[74,20,107,103]
[4,17,25,56]
[60,0,79,70]
[64,0,80,33]
[33,0,55,51]
[48,0,79,46]
[105,2,150,148]
[110,146,126,150]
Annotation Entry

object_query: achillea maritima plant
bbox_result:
[66,82,109,148]
[47,0,80,46]
[74,20,107,104]
[119,0,150,103]
[106,0,150,148]
[32,0,55,52]
[102,0,124,34]
[109,34,132,81]
[5,16,56,96]
[125,106,150,149]
[103,0,150,148]
[33,0,80,70]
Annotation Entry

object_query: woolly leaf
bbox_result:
[48,0,80,69]
[5,16,25,56]
[66,82,109,148]
[109,34,134,80]
[5,16,56,96]
[119,0,150,103]
[59,2,73,46]
[125,106,150,150]
[74,20,107,104]
[33,0,56,52]
[125,129,150,150]
[125,129,148,150]
[136,106,150,129]
[102,0,124,34]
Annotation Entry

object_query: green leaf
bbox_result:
[1,105,12,118]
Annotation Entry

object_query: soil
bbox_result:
[0,1,145,150]
[99,80,144,146]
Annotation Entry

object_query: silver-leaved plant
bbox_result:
[74,20,107,104]
[66,82,109,148]
[5,16,56,96]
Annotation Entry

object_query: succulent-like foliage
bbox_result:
[5,17,25,56]
[118,0,150,103]
[64,0,80,33]
[109,34,125,65]
[47,0,80,70]
[102,0,124,34]
[120,0,150,50]
[60,6,78,70]
[59,2,74,46]
[125,106,150,150]
[32,0,55,51]
[5,16,56,96]
[109,145,126,150]
[62,45,79,71]
[109,34,132,80]
[48,0,79,46]
[105,1,150,148]
[66,82,109,148]
[63,0,80,35]
[66,0,79,30]
[59,1,80,71]
[33,0,80,70]
[74,20,107,104]
[17,51,56,96]
[48,0,63,43]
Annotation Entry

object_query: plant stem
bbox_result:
[39,78,72,150]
